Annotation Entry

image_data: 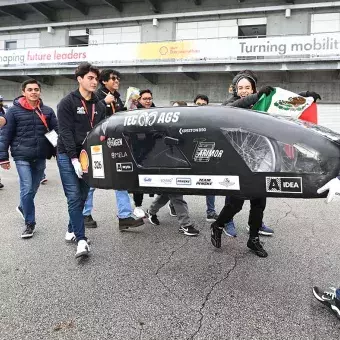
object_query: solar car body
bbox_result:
[80,106,340,199]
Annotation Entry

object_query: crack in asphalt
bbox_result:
[188,252,247,340]
[154,238,193,306]
[271,200,293,228]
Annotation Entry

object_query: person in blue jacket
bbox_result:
[0,79,58,238]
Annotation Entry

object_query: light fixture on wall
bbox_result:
[47,26,55,34]
[285,8,291,18]
[153,18,159,27]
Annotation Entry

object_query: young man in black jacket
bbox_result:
[57,62,105,258]
[82,68,144,231]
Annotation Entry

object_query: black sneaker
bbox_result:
[179,225,199,236]
[21,224,35,239]
[168,204,177,217]
[313,286,340,319]
[16,206,24,220]
[247,237,268,257]
[206,212,219,222]
[0,182,3,189]
[210,222,223,248]
[146,210,160,226]
[84,215,98,228]
[119,216,144,231]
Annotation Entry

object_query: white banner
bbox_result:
[138,174,240,190]
[0,33,339,67]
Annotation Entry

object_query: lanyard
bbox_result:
[35,107,49,132]
[81,99,95,128]
[101,90,116,114]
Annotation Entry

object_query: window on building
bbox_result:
[311,13,340,33]
[69,29,89,46]
[5,41,17,50]
[88,26,141,45]
[238,18,267,38]
[176,20,238,40]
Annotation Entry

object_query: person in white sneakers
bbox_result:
[57,63,106,258]
[313,177,340,318]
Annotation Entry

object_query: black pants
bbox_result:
[133,193,143,207]
[216,197,267,238]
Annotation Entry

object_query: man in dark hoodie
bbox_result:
[0,79,58,238]
[82,68,144,231]
[57,62,105,258]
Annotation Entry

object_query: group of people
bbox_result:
[1,63,340,320]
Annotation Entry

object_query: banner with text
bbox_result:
[0,33,340,67]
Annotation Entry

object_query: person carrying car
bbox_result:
[82,68,144,232]
[146,101,199,237]
[210,70,274,257]
[130,89,157,219]
[211,70,321,257]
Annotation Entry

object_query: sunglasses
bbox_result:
[110,76,120,81]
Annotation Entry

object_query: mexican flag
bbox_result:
[252,87,318,124]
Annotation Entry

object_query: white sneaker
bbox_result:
[75,240,90,258]
[65,231,76,243]
[133,207,146,218]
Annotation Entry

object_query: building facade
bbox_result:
[0,0,339,130]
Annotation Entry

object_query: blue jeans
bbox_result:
[15,159,46,225]
[82,188,133,219]
[83,187,95,216]
[57,153,89,241]
[115,190,133,219]
[206,195,216,214]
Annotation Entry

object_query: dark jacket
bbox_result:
[57,89,106,159]
[136,102,156,109]
[96,85,126,117]
[0,97,58,162]
[0,106,5,118]
[222,93,259,109]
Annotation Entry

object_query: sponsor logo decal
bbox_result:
[219,178,235,188]
[79,149,89,173]
[266,177,302,193]
[123,111,180,126]
[179,127,206,135]
[192,139,223,162]
[116,162,133,172]
[107,138,122,148]
[160,178,173,184]
[143,177,152,182]
[176,178,191,185]
[196,178,213,186]
[111,151,128,159]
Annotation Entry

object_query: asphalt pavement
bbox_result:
[1,159,340,340]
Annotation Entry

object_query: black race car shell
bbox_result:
[80,106,340,199]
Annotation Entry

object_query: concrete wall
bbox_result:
[0,0,331,30]
[39,28,69,47]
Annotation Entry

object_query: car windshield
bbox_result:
[274,115,340,143]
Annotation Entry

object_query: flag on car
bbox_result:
[252,87,318,124]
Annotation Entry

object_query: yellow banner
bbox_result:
[137,41,197,60]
